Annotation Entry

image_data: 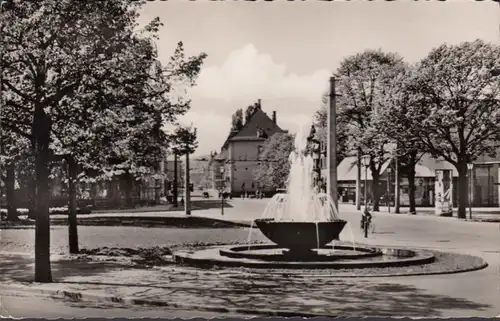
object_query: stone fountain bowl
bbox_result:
[254,218,347,254]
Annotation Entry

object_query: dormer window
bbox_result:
[256,126,268,138]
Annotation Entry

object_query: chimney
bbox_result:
[272,111,276,124]
[257,99,262,109]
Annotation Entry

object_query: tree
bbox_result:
[375,66,426,214]
[244,105,257,124]
[402,40,500,219]
[170,125,198,214]
[314,92,349,166]
[253,133,295,189]
[0,132,29,221]
[0,0,205,281]
[231,109,244,131]
[170,125,198,156]
[334,50,406,211]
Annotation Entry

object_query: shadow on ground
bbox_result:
[49,264,492,317]
[0,254,125,283]
[167,273,492,317]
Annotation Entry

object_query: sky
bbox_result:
[138,0,500,157]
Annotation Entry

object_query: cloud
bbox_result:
[194,44,331,103]
[176,111,231,156]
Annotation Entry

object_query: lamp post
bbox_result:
[467,163,474,220]
[220,166,225,216]
[361,155,371,238]
[386,167,392,213]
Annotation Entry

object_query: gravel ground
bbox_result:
[0,226,268,254]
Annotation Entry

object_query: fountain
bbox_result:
[173,118,437,269]
[172,78,487,274]
[251,122,347,258]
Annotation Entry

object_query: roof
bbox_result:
[229,136,267,142]
[231,108,284,140]
[219,104,285,151]
[332,154,453,181]
[331,156,391,181]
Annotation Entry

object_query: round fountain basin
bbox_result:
[219,244,381,262]
[254,218,347,253]
[173,244,437,270]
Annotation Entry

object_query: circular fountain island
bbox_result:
[173,191,436,270]
[173,123,487,275]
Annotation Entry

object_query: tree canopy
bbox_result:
[393,40,500,218]
[253,132,295,189]
[0,0,206,281]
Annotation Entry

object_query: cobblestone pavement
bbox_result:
[1,203,499,317]
[0,251,496,317]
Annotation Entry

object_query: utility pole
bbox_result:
[327,77,338,209]
[173,153,178,207]
[395,155,400,213]
[184,152,191,215]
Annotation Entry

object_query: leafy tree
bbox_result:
[244,105,257,124]
[0,132,27,221]
[170,125,198,156]
[375,66,426,214]
[334,50,406,211]
[231,109,244,131]
[0,0,205,282]
[314,91,349,166]
[169,125,198,211]
[402,40,500,219]
[253,133,295,189]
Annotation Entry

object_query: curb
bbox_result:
[0,215,252,229]
[1,283,336,317]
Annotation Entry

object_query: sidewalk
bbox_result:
[1,250,499,318]
[340,203,500,222]
[1,197,500,317]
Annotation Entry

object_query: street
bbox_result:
[1,200,499,317]
[0,291,253,318]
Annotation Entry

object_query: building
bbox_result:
[211,99,286,197]
[333,149,500,208]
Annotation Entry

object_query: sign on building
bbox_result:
[434,169,453,216]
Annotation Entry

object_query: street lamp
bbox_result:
[361,155,371,238]
[220,166,225,216]
[386,166,392,213]
[467,163,474,220]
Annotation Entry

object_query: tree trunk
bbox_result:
[33,108,52,283]
[173,153,178,207]
[67,156,79,254]
[456,161,468,219]
[27,173,36,219]
[124,172,134,209]
[356,150,361,210]
[371,169,380,212]
[408,166,416,214]
[5,163,19,221]
[185,152,191,215]
[394,156,400,213]
[407,151,418,214]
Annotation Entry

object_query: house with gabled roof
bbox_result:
[210,99,286,197]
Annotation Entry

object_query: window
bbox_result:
[251,183,255,189]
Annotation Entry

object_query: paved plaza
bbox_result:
[1,199,499,317]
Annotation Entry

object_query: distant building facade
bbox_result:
[332,148,500,208]
[211,99,286,197]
